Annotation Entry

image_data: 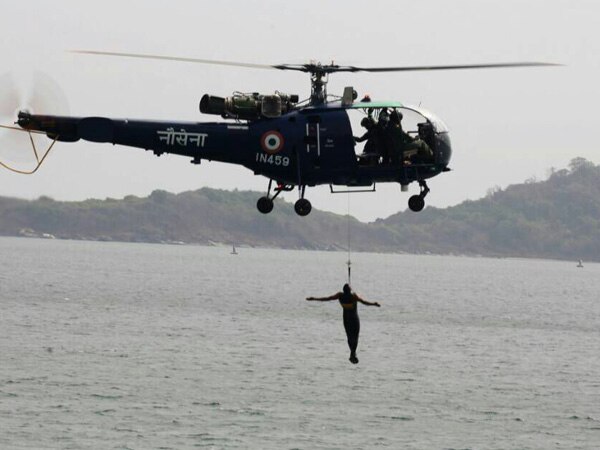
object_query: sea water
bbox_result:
[1,237,599,449]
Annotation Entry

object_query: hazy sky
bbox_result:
[1,0,598,221]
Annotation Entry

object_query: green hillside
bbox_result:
[0,187,394,251]
[1,157,598,261]
[380,157,600,260]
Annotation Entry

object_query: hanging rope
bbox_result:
[0,124,58,175]
[346,191,352,285]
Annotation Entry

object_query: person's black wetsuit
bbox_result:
[339,291,360,356]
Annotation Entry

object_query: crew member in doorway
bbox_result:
[306,284,380,364]
[354,117,380,165]
[386,110,412,164]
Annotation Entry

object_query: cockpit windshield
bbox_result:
[350,102,449,133]
[402,106,449,133]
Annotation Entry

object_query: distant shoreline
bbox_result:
[1,234,592,266]
[2,158,599,263]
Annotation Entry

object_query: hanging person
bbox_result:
[306,284,380,364]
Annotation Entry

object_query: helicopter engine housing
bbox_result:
[200,92,298,121]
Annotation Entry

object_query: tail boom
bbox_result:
[16,111,248,164]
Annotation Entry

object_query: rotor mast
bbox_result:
[310,70,328,105]
[308,64,331,105]
[272,62,348,105]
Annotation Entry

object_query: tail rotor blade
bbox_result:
[0,71,68,164]
[0,127,38,163]
[0,71,69,118]
[0,73,21,118]
[30,71,70,115]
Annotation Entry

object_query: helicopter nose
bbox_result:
[436,133,452,167]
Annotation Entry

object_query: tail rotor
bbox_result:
[0,71,68,165]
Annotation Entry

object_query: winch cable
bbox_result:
[346,191,352,285]
[0,124,58,175]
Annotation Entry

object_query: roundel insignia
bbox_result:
[260,131,284,154]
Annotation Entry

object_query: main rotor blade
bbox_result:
[70,51,561,75]
[339,62,562,72]
[71,50,280,70]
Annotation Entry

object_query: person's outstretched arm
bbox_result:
[356,295,381,307]
[306,293,340,301]
[354,131,369,143]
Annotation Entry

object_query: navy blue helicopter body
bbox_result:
[17,99,451,215]
[12,53,555,215]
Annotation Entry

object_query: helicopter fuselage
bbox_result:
[7,52,558,215]
[17,102,452,191]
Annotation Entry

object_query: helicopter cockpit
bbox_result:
[349,102,452,168]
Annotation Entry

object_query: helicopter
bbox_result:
[9,52,558,216]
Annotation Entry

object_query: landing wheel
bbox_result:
[408,195,425,212]
[257,196,274,214]
[294,198,312,216]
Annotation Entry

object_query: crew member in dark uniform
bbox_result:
[306,284,380,364]
[386,110,412,164]
[354,117,380,164]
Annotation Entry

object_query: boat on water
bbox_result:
[577,259,584,268]
[231,244,238,255]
